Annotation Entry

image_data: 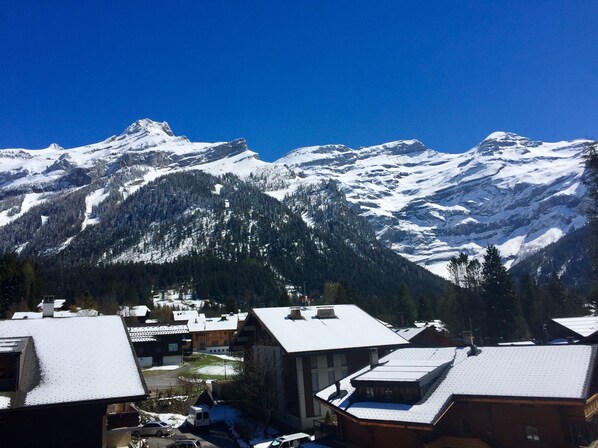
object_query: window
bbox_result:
[328,370,335,385]
[327,354,334,368]
[168,343,178,352]
[340,354,347,366]
[525,425,540,442]
[0,355,18,392]
[365,387,374,399]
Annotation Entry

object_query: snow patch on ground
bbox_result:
[0,192,46,226]
[193,364,240,376]
[158,413,187,428]
[143,365,182,372]
[82,187,108,230]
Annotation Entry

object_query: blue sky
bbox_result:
[0,1,596,161]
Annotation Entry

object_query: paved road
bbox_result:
[143,367,188,392]
[143,427,237,448]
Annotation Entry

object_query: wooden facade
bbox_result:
[316,346,598,448]
[330,397,598,448]
[191,328,237,352]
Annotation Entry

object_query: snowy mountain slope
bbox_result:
[276,132,590,277]
[0,119,273,227]
[0,119,591,280]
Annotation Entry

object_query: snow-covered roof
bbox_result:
[173,310,203,322]
[127,323,188,343]
[118,305,150,317]
[316,345,596,426]
[394,327,427,341]
[353,359,450,384]
[250,305,408,354]
[36,298,66,310]
[413,320,447,332]
[0,316,148,410]
[187,313,241,333]
[552,316,598,338]
[11,309,99,319]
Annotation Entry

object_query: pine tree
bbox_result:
[481,245,529,344]
[584,141,598,302]
[518,272,543,339]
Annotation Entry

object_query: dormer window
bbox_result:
[350,359,450,404]
[0,337,31,392]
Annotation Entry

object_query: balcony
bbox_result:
[585,393,598,419]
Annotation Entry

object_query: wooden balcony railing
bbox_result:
[585,393,598,419]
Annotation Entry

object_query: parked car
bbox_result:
[167,439,201,448]
[132,421,173,437]
[253,433,314,448]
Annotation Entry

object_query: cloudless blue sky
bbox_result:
[0,1,596,161]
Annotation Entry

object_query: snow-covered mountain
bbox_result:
[277,132,590,277]
[0,119,591,279]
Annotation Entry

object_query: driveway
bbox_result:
[143,366,187,392]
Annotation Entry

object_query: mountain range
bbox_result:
[0,119,592,287]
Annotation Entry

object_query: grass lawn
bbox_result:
[179,353,243,381]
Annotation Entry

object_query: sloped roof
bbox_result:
[394,327,427,341]
[173,310,202,322]
[552,316,598,338]
[127,323,188,342]
[12,309,99,319]
[187,313,242,333]
[118,305,150,317]
[36,299,66,310]
[0,316,148,410]
[316,345,597,426]
[250,305,408,354]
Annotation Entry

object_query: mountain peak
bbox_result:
[477,131,540,154]
[482,131,526,142]
[363,139,429,156]
[122,119,174,137]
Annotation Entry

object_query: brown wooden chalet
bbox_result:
[127,322,189,368]
[231,305,409,431]
[0,315,148,448]
[316,345,598,448]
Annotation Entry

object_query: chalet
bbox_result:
[188,312,246,354]
[118,305,150,324]
[548,316,598,344]
[232,305,408,431]
[316,345,598,448]
[0,315,148,448]
[127,323,188,367]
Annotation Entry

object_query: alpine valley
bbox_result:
[0,119,593,301]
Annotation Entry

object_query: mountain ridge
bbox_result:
[0,119,592,279]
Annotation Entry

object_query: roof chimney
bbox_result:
[42,296,54,318]
[369,348,379,369]
[289,307,303,320]
[316,306,336,319]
